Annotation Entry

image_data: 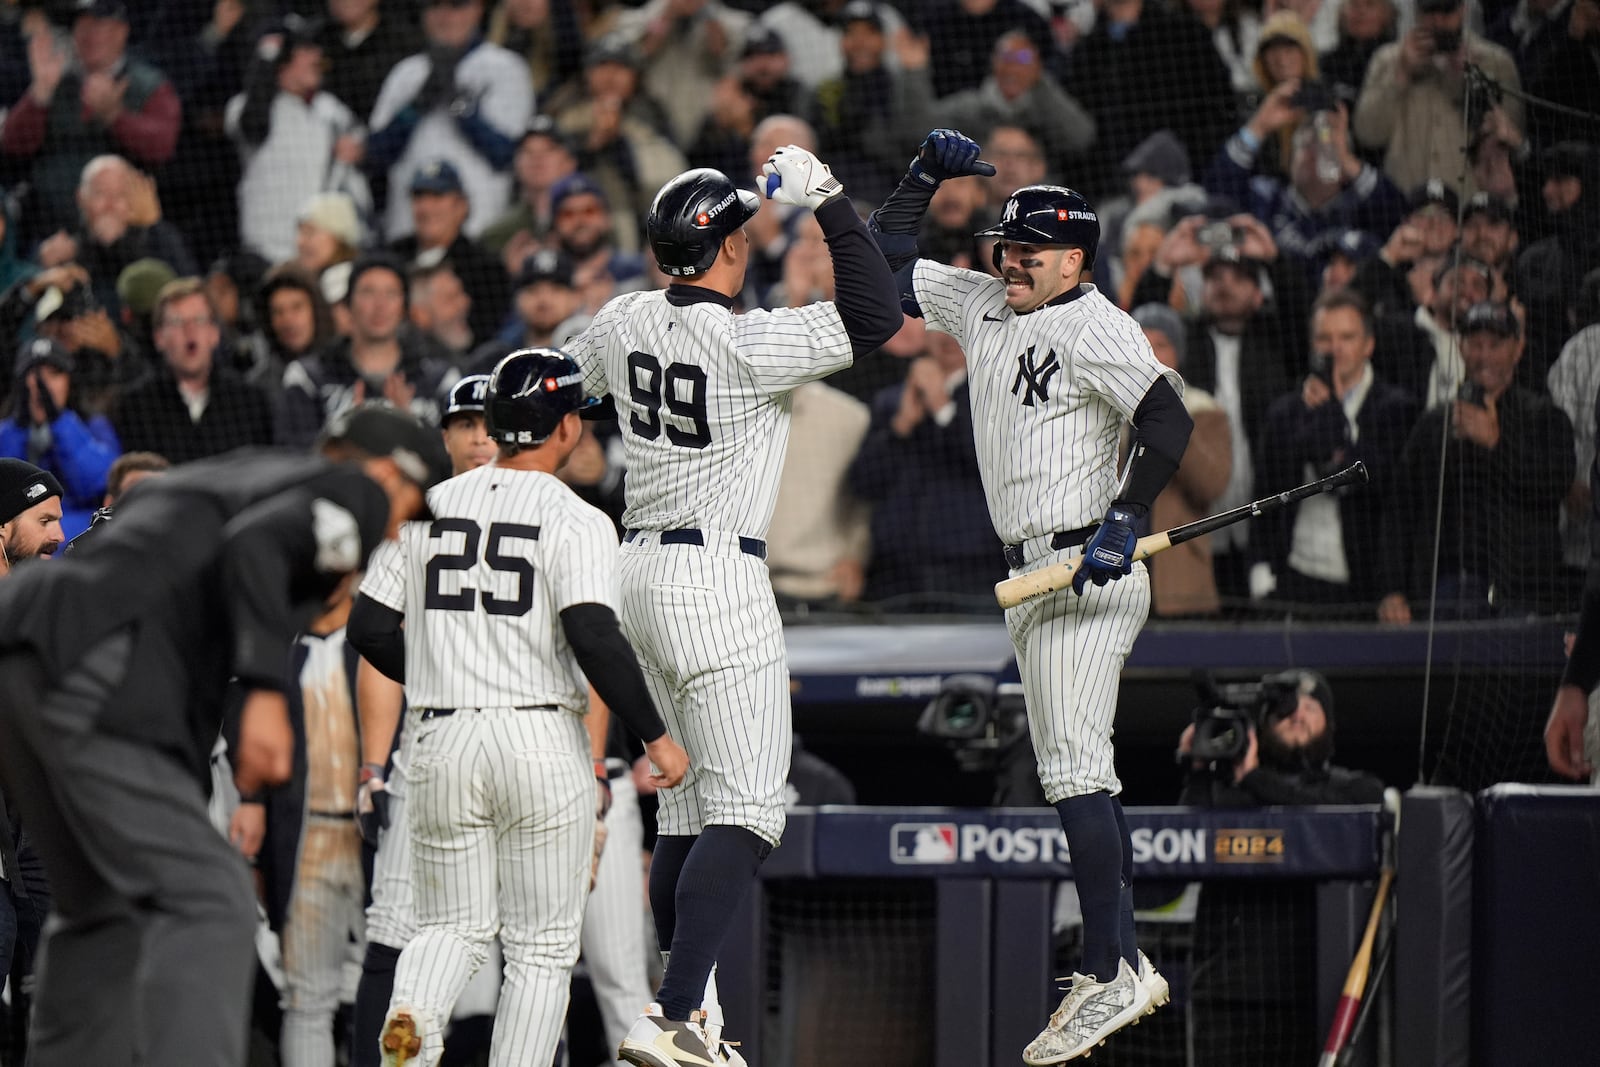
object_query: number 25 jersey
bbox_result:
[565,286,854,536]
[358,466,618,713]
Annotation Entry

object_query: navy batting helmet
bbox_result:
[976,185,1101,271]
[647,168,761,278]
[440,373,490,427]
[486,349,599,446]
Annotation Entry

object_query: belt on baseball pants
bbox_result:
[1003,524,1095,570]
[416,705,558,721]
[622,527,768,560]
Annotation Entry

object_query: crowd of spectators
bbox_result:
[0,0,1595,619]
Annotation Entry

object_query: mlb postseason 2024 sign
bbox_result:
[808,808,1383,880]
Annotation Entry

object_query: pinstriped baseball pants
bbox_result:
[1004,551,1151,802]
[389,707,594,1067]
[618,534,791,848]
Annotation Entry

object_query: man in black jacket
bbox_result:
[0,405,447,1067]
[1252,290,1418,614]
[114,278,275,464]
[1378,302,1575,622]
[1179,670,1385,1067]
[389,159,511,349]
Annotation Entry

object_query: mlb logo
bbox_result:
[891,822,958,864]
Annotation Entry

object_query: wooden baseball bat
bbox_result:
[993,460,1369,609]
[1317,865,1395,1067]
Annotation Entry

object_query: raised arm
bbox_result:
[760,146,902,356]
[866,129,996,311]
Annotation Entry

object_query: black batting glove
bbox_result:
[1073,506,1140,594]
[909,129,997,187]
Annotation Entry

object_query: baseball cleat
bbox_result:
[379,1009,423,1066]
[1022,957,1153,1064]
[1137,951,1170,1013]
[618,1005,720,1067]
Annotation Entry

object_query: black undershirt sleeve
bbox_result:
[1114,376,1193,513]
[560,602,667,743]
[347,595,406,684]
[814,195,904,357]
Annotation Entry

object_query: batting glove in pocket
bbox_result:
[911,128,997,186]
[1073,506,1139,594]
[357,778,391,846]
[762,145,844,210]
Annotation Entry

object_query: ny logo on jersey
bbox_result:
[1011,345,1061,407]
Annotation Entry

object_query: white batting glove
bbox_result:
[760,145,844,211]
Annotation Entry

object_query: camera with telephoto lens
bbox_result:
[1184,671,1307,767]
[919,673,1031,774]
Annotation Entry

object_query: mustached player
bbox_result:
[869,130,1193,1062]
[347,349,690,1067]
[562,147,901,1065]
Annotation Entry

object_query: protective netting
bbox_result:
[762,878,937,1067]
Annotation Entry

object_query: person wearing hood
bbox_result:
[1516,142,1600,388]
[1178,668,1384,1066]
[0,337,120,541]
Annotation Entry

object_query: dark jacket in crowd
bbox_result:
[1252,375,1419,603]
[847,379,1005,609]
[1064,3,1237,197]
[914,0,1056,99]
[276,333,459,450]
[1379,385,1576,614]
[114,364,275,465]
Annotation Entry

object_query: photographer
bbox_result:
[1179,670,1384,806]
[1352,0,1523,197]
[1178,670,1383,1067]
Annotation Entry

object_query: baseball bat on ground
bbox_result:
[992,461,1369,609]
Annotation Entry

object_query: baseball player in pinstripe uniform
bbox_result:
[871,130,1193,1063]
[350,373,497,1067]
[563,151,902,1066]
[347,349,689,1067]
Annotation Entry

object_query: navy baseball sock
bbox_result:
[653,826,771,1021]
[648,833,696,951]
[1054,792,1125,983]
[1111,796,1139,969]
[352,941,402,1067]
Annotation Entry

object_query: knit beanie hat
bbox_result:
[0,459,63,526]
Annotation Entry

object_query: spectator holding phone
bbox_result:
[1249,290,1416,613]
[1353,0,1522,197]
[1202,77,1404,283]
[1377,302,1575,622]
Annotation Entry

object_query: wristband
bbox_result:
[239,790,266,805]
[359,762,385,785]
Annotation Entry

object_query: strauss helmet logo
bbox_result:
[696,212,710,226]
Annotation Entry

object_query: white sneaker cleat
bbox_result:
[1137,951,1170,1014]
[619,1004,720,1067]
[379,1009,424,1067]
[1022,957,1153,1064]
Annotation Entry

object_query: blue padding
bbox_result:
[1474,785,1600,1063]
[794,806,1382,880]
[765,809,816,879]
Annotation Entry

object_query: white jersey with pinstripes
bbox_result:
[564,288,854,534]
[910,262,1182,544]
[357,464,617,712]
